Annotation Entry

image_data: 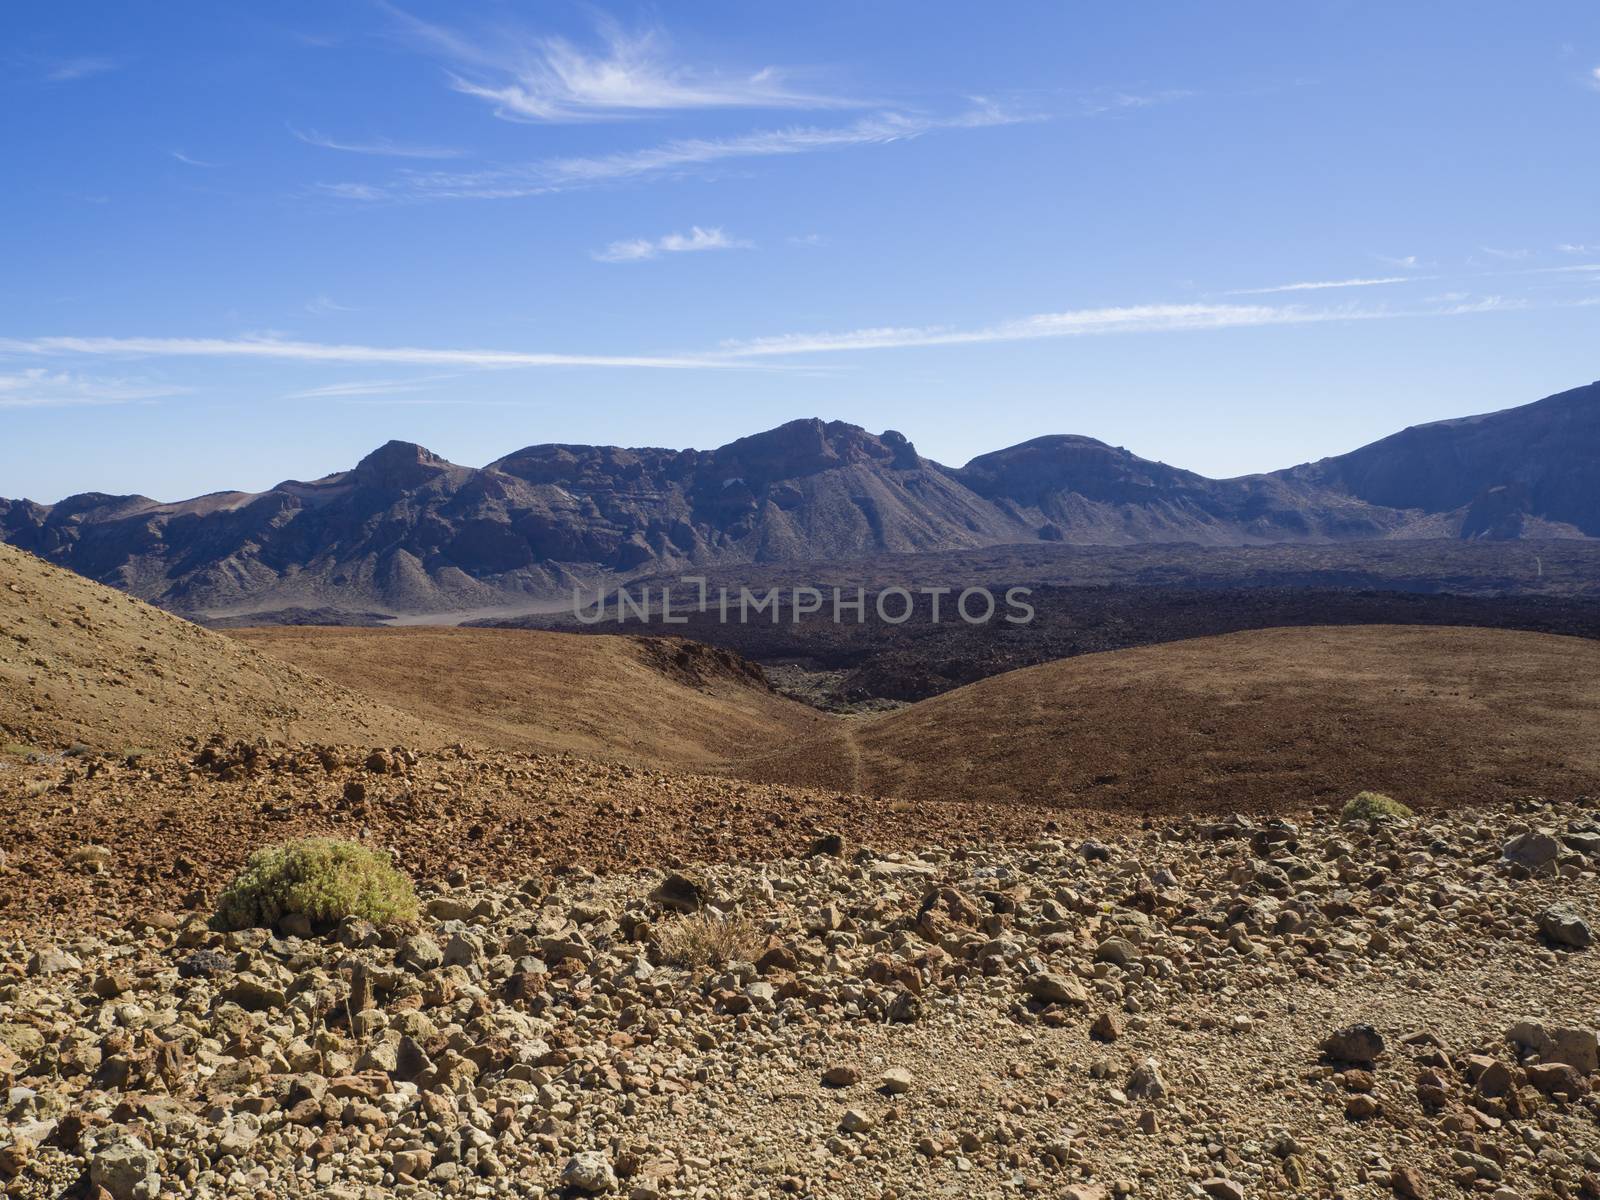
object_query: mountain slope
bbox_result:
[1281,381,1600,537]
[2,383,1594,615]
[955,434,1404,543]
[740,625,1600,811]
[0,541,437,750]
[230,625,827,769]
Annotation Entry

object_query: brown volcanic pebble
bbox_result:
[1345,1094,1381,1120]
[1090,1012,1123,1042]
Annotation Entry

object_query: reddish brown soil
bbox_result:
[744,626,1600,814]
[0,741,1093,934]
[229,625,826,770]
[0,543,436,752]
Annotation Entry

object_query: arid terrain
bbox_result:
[3,541,1600,1200]
[0,543,436,754]
[742,626,1600,813]
[229,626,825,770]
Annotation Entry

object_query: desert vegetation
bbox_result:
[213,838,418,933]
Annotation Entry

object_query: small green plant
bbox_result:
[214,838,418,932]
[1340,791,1413,823]
[655,912,762,968]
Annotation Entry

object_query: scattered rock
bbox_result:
[1090,1012,1123,1042]
[561,1150,617,1195]
[90,1139,161,1200]
[839,1108,875,1133]
[1022,971,1087,1006]
[1126,1058,1167,1102]
[1503,829,1561,869]
[1322,1024,1385,1065]
[1392,1165,1431,1198]
[1539,903,1593,949]
[879,1067,914,1094]
[649,871,706,913]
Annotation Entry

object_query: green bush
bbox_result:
[1340,791,1413,823]
[214,838,418,932]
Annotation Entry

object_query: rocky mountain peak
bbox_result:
[350,441,453,490]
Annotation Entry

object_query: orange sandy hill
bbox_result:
[229,625,828,772]
[0,541,437,752]
[743,625,1600,814]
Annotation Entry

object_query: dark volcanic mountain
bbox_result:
[1,383,1594,615]
[1281,381,1600,539]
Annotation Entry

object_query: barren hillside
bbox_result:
[0,542,435,752]
[746,625,1600,812]
[230,625,827,770]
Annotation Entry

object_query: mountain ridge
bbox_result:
[2,383,1595,615]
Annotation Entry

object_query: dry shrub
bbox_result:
[214,838,417,932]
[655,911,762,968]
[1340,791,1413,823]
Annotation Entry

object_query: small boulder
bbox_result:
[26,947,80,976]
[1022,971,1087,1006]
[1392,1165,1431,1198]
[1125,1058,1167,1102]
[1321,1024,1385,1065]
[90,1139,161,1200]
[1094,937,1140,966]
[1090,1012,1123,1043]
[879,1067,914,1095]
[1539,903,1593,950]
[1509,1021,1598,1074]
[1503,829,1561,869]
[560,1150,617,1195]
[649,872,706,914]
[397,934,444,972]
[839,1108,875,1133]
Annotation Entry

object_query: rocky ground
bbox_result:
[3,796,1600,1199]
[0,740,1089,934]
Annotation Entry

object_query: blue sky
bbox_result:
[3,1,1598,503]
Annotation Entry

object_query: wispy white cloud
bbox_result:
[1591,66,1600,90]
[713,303,1379,357]
[1558,243,1599,255]
[317,104,1027,202]
[1435,295,1526,315]
[290,127,463,159]
[1480,246,1531,261]
[0,335,735,371]
[1223,276,1421,296]
[303,296,352,316]
[170,150,216,168]
[1079,88,1196,116]
[283,377,441,400]
[1523,262,1600,275]
[1375,254,1422,269]
[44,56,120,83]
[0,369,182,409]
[594,226,749,263]
[4,289,1562,385]
[314,182,390,202]
[386,6,860,122]
[714,292,1562,359]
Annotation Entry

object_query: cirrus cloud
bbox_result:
[594,226,750,263]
